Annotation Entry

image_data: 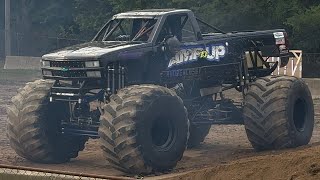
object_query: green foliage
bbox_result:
[194,0,304,31]
[9,0,77,38]
[109,0,174,12]
[286,5,320,52]
[10,0,320,52]
[73,0,112,38]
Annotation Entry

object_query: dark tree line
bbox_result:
[1,0,320,53]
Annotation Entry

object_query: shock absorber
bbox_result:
[106,63,126,94]
[107,65,111,93]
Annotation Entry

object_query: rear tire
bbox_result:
[7,79,88,163]
[99,85,189,174]
[243,76,314,151]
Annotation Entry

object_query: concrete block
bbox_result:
[303,78,320,98]
[4,56,41,70]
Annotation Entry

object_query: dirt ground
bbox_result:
[1,73,320,180]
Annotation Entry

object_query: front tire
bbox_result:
[243,76,314,151]
[99,85,189,174]
[7,79,88,163]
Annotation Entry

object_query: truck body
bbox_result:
[9,9,313,175]
[40,9,289,136]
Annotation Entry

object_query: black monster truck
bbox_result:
[7,9,314,174]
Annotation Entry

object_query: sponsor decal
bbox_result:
[273,32,284,38]
[168,44,226,68]
[164,68,201,78]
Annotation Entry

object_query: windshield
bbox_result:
[94,18,157,42]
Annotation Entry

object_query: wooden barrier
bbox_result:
[269,50,303,78]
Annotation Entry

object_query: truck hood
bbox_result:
[42,41,146,60]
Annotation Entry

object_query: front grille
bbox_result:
[52,70,87,78]
[51,61,85,68]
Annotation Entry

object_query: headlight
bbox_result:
[42,70,52,76]
[85,61,100,68]
[86,71,101,78]
[41,60,50,67]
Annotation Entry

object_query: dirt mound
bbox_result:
[160,145,320,180]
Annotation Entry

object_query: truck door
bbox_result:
[156,14,199,44]
[156,14,203,68]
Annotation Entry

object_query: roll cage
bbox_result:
[92,10,226,44]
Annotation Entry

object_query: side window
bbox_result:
[156,14,197,43]
[181,16,197,42]
[156,21,171,43]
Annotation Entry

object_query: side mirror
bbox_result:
[162,36,181,55]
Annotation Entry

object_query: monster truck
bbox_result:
[7,9,314,174]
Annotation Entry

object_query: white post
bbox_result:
[5,0,11,56]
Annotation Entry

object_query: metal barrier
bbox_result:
[302,53,320,78]
[0,164,134,180]
[0,29,87,58]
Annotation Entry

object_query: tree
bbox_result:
[0,0,4,29]
[73,0,112,38]
[5,0,320,54]
[287,5,320,52]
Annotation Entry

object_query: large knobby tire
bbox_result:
[99,85,189,174]
[7,79,88,163]
[187,124,211,148]
[243,76,314,151]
